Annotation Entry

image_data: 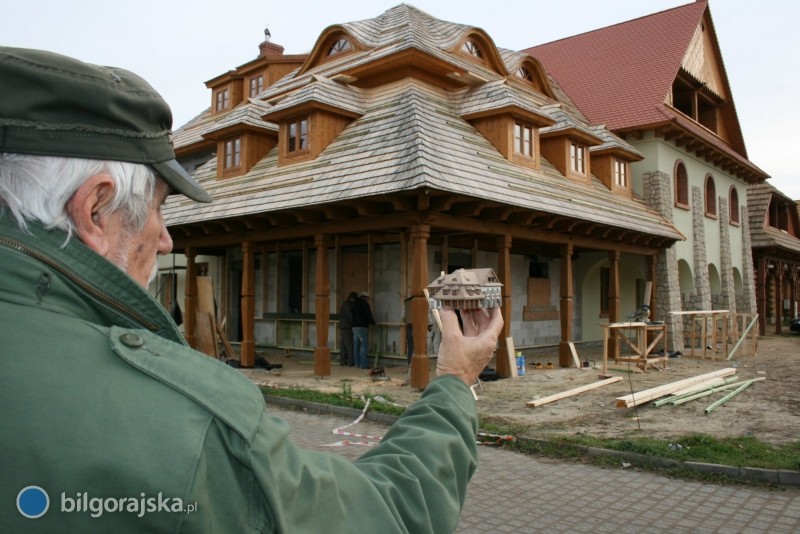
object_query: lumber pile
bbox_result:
[615,368,737,408]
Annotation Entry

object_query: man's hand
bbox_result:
[435,307,503,386]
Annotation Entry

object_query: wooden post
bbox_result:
[240,241,256,368]
[558,243,574,367]
[495,235,512,377]
[184,248,197,349]
[646,255,657,317]
[314,233,332,376]
[302,241,310,348]
[410,224,431,389]
[756,256,767,335]
[608,250,620,360]
[775,260,784,335]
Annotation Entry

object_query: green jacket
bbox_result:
[0,215,480,533]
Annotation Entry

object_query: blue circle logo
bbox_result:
[17,486,49,519]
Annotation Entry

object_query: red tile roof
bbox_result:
[522,1,708,132]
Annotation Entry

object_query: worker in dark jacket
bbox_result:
[338,291,358,366]
[0,46,503,533]
[352,291,376,368]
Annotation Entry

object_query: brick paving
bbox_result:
[272,405,800,533]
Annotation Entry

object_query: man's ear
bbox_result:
[67,173,117,256]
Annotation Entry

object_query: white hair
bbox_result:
[0,154,157,243]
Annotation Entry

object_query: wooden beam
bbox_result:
[527,376,623,407]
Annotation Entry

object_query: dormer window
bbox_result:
[614,159,628,188]
[249,75,264,98]
[461,40,483,59]
[215,88,230,112]
[328,38,352,57]
[516,67,533,82]
[287,116,309,154]
[570,142,586,175]
[514,122,534,159]
[223,137,241,169]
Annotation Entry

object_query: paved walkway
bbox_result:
[272,405,800,533]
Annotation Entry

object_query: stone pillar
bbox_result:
[643,171,683,351]
[718,197,735,312]
[740,205,758,316]
[691,186,712,310]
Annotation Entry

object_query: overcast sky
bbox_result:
[3,0,797,199]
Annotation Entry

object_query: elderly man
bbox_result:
[0,47,503,532]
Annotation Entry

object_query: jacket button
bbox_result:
[120,333,144,348]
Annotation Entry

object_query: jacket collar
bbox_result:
[0,213,186,345]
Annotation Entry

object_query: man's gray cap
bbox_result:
[0,46,211,203]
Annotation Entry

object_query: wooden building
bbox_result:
[162,4,684,388]
[747,183,800,334]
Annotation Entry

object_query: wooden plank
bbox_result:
[568,342,581,369]
[527,376,623,407]
[506,337,518,378]
[616,368,736,408]
[195,312,218,358]
[216,320,236,360]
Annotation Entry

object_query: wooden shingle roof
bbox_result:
[747,183,800,255]
[164,3,683,243]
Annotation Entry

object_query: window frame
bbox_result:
[614,159,628,189]
[327,38,353,58]
[704,174,717,219]
[249,74,264,98]
[729,186,740,226]
[674,160,689,209]
[286,115,310,156]
[513,121,535,159]
[570,142,586,176]
[215,88,230,112]
[223,137,242,170]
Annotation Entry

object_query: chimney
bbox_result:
[259,27,285,57]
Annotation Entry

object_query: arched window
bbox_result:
[729,186,740,225]
[461,40,483,59]
[516,66,533,82]
[327,38,352,57]
[705,174,717,218]
[675,161,689,208]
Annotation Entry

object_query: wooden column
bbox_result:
[775,261,784,335]
[240,241,256,368]
[756,256,767,335]
[410,224,431,390]
[558,243,574,367]
[646,255,657,316]
[314,233,332,376]
[184,248,198,349]
[495,235,512,377]
[607,250,620,360]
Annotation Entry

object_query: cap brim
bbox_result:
[152,159,212,203]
